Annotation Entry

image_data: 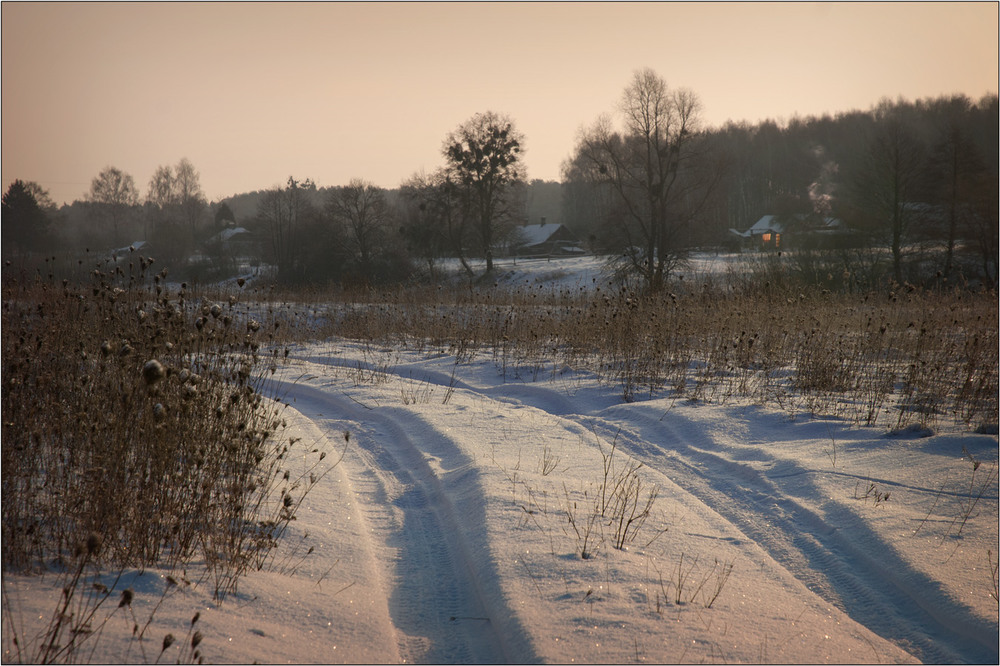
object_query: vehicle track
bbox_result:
[271,374,534,664]
[568,403,998,664]
[276,351,996,663]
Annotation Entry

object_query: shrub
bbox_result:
[1,256,327,601]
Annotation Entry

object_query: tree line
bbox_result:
[4,69,997,289]
[562,69,997,290]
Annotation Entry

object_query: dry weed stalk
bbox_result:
[271,270,995,431]
[2,257,335,603]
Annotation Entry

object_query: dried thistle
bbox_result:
[85,531,102,556]
[143,359,166,385]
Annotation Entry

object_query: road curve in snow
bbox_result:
[271,349,996,664]
[270,375,538,664]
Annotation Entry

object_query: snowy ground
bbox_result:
[437,252,744,291]
[3,255,998,664]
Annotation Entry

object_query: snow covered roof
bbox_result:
[730,214,843,238]
[730,216,784,238]
[111,240,151,256]
[515,223,567,247]
[212,226,252,243]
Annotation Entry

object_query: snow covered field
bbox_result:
[3,255,998,664]
[439,252,744,291]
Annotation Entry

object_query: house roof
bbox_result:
[515,223,572,247]
[112,240,151,256]
[212,226,252,243]
[730,214,843,238]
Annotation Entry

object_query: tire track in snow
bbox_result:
[276,351,996,662]
[572,403,997,665]
[271,375,534,664]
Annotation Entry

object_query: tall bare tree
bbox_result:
[327,178,393,281]
[257,176,316,283]
[569,68,716,290]
[146,165,178,210]
[400,169,473,277]
[174,158,206,239]
[851,101,927,283]
[923,96,992,280]
[443,111,525,273]
[88,166,139,247]
[146,161,206,264]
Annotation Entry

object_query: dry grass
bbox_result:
[261,272,997,431]
[2,255,330,601]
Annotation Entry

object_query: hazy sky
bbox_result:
[3,2,997,206]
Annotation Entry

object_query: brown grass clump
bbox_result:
[2,256,330,601]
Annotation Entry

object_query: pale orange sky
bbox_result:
[2,2,997,206]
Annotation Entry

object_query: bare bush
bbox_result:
[2,258,334,601]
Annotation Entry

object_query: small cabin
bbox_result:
[730,214,847,249]
[513,221,584,256]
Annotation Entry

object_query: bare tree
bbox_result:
[964,167,999,286]
[175,158,206,239]
[923,96,992,280]
[87,166,139,247]
[22,182,57,215]
[851,101,927,283]
[257,176,316,283]
[569,68,716,290]
[443,111,526,273]
[400,169,474,277]
[327,178,393,281]
[146,165,177,210]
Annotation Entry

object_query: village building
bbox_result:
[730,213,852,249]
[512,220,584,257]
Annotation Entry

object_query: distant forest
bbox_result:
[3,91,997,289]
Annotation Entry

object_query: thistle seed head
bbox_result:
[86,532,102,556]
[142,359,166,385]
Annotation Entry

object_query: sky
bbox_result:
[2,2,997,207]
